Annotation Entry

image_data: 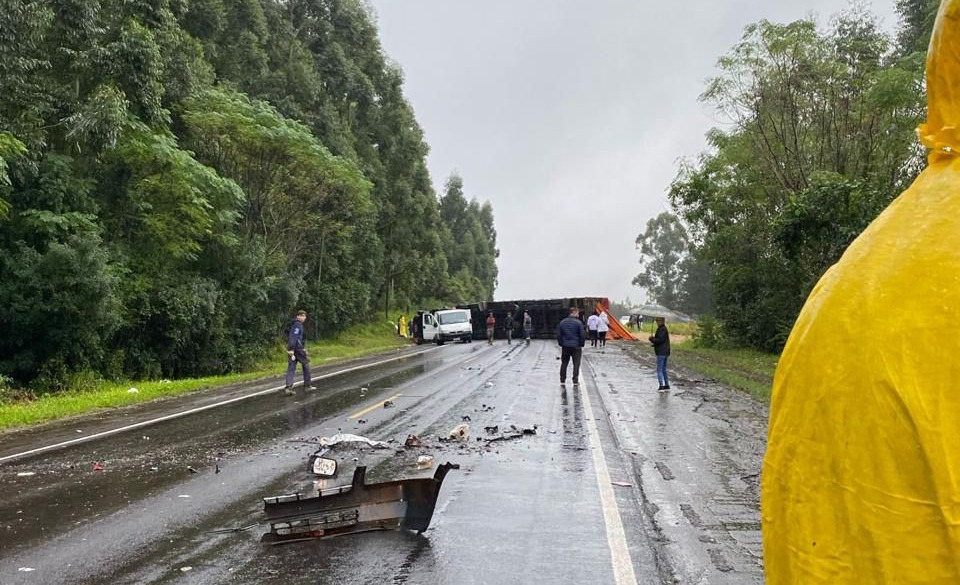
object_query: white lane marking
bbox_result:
[0,347,441,464]
[580,384,639,585]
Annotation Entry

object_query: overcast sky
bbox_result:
[368,0,899,305]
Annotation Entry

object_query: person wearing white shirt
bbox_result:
[586,312,600,347]
[597,311,610,347]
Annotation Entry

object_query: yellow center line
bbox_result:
[349,393,402,420]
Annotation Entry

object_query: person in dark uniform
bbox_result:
[556,306,586,386]
[284,310,316,395]
[649,316,671,391]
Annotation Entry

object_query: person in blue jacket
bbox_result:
[284,310,316,395]
[556,306,586,386]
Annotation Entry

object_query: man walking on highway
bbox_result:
[586,310,600,348]
[486,312,496,345]
[523,310,533,344]
[504,311,514,344]
[557,307,586,386]
[285,310,317,395]
[649,316,671,391]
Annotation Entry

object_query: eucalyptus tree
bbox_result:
[633,212,689,309]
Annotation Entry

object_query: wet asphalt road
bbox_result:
[0,341,767,584]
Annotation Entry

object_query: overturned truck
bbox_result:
[458,297,633,341]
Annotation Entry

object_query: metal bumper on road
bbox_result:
[261,462,460,544]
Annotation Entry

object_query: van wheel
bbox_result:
[436,339,445,346]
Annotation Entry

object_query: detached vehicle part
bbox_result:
[261,462,459,544]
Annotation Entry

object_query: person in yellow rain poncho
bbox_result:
[762,1,960,583]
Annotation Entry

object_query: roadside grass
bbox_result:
[0,320,410,432]
[671,341,779,401]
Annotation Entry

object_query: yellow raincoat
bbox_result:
[762,1,960,582]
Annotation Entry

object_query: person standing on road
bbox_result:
[486,312,496,345]
[523,310,533,344]
[504,312,514,344]
[649,316,671,391]
[586,310,600,348]
[597,310,610,348]
[285,310,316,396]
[557,307,586,386]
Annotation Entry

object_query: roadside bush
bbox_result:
[66,370,105,394]
[692,315,730,348]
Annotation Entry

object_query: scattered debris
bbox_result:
[150,466,159,472]
[448,423,469,441]
[357,419,367,424]
[187,466,198,474]
[611,481,632,487]
[485,425,538,444]
[461,415,472,422]
[76,429,83,433]
[297,432,391,449]
[142,436,150,440]
[92,462,104,472]
[484,382,493,388]
[16,472,35,477]
[127,387,139,394]
[215,464,221,474]
[484,425,499,435]
[404,435,423,448]
[478,404,495,412]
[261,463,460,543]
[416,455,434,469]
[383,400,395,409]
[207,523,258,535]
[18,567,35,572]
[178,495,191,498]
[180,566,192,572]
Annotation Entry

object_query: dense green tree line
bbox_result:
[637,3,937,351]
[0,0,498,389]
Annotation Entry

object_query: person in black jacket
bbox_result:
[284,310,316,395]
[649,317,671,391]
[556,306,586,386]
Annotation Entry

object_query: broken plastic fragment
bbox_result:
[416,455,434,469]
[448,423,469,441]
[317,433,389,449]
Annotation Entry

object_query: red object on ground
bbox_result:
[92,462,104,471]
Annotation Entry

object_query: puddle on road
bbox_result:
[559,386,588,472]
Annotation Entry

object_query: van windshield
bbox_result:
[438,311,469,325]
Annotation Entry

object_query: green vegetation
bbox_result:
[0,320,409,431]
[635,2,939,352]
[672,341,778,401]
[0,0,499,394]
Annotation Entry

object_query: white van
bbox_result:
[418,308,473,345]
